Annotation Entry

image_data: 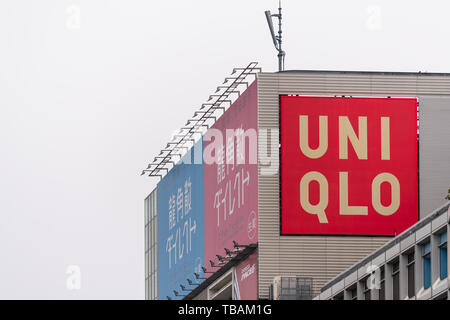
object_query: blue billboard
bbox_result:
[157,139,204,300]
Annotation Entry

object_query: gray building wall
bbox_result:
[419,96,450,215]
[257,71,450,299]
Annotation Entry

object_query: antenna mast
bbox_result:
[265,1,285,71]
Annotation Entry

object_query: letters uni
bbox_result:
[298,114,399,223]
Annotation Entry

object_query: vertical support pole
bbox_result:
[277,1,283,71]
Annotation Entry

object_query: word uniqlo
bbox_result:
[299,115,399,223]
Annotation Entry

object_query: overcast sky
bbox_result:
[1,0,450,299]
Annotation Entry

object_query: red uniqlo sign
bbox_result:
[280,96,418,235]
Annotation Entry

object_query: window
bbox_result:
[145,191,158,300]
[379,266,385,300]
[146,278,150,300]
[297,278,313,300]
[348,286,357,300]
[145,226,148,252]
[406,252,415,298]
[209,272,233,300]
[362,278,371,300]
[279,277,313,300]
[391,260,400,300]
[439,232,447,280]
[422,242,431,289]
[280,277,297,299]
[145,199,148,225]
[333,292,344,300]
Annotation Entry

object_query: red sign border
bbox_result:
[279,94,420,237]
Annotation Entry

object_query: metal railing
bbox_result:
[141,62,261,180]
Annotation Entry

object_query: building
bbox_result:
[314,201,449,300]
[144,64,450,300]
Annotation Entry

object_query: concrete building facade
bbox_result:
[314,202,449,300]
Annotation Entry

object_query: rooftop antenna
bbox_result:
[265,0,285,71]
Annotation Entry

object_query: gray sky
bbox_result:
[0,0,449,299]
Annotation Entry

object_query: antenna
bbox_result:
[265,11,278,49]
[264,0,285,71]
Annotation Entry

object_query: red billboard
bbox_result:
[281,96,418,235]
[233,252,258,300]
[203,81,258,270]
